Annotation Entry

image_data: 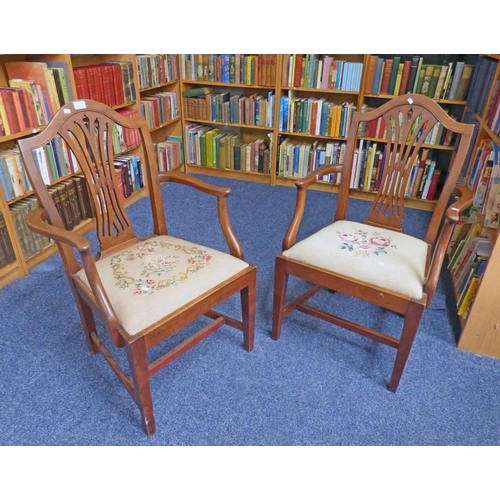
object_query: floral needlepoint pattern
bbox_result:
[109,240,212,294]
[337,228,397,257]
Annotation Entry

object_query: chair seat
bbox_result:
[74,235,249,336]
[282,220,429,300]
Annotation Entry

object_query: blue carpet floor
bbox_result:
[1,175,500,448]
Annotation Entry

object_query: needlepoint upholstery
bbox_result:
[75,235,249,336]
[283,220,429,300]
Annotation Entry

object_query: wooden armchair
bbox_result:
[17,100,256,436]
[272,94,474,391]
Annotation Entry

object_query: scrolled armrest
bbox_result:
[282,164,344,251]
[26,207,91,254]
[158,170,245,260]
[295,163,344,190]
[158,170,230,198]
[445,185,474,222]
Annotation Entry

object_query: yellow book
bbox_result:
[393,63,404,96]
[457,276,480,316]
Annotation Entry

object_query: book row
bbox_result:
[137,54,179,89]
[467,140,500,229]
[0,107,144,203]
[364,56,474,101]
[183,91,275,128]
[277,138,345,182]
[73,61,136,108]
[447,219,492,319]
[185,124,271,174]
[279,96,356,138]
[357,105,457,147]
[351,142,441,200]
[276,136,442,201]
[154,136,183,172]
[486,75,500,137]
[113,154,145,201]
[1,59,75,134]
[466,56,499,118]
[181,54,278,87]
[140,90,179,130]
[281,55,363,92]
[0,211,16,269]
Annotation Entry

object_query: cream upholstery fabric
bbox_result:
[74,235,249,336]
[283,220,429,299]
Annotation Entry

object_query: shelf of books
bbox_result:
[445,54,500,357]
[179,54,277,184]
[0,53,169,288]
[137,54,184,172]
[0,53,490,290]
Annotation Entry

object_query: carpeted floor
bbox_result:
[1,174,500,447]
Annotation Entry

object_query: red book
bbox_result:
[110,63,125,106]
[17,87,38,128]
[0,88,21,134]
[293,55,304,87]
[73,67,91,99]
[114,167,126,201]
[4,61,56,118]
[426,170,442,200]
[399,60,412,95]
[379,59,393,95]
[100,64,116,106]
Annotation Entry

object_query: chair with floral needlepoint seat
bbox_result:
[272,94,474,391]
[18,99,256,436]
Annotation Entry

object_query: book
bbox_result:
[0,211,17,267]
[4,61,59,119]
[379,58,393,95]
[455,64,475,101]
[448,61,465,101]
[399,60,412,95]
[387,56,401,95]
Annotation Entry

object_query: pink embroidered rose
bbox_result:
[338,233,358,242]
[370,235,391,246]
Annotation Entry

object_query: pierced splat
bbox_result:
[59,111,137,252]
[364,103,438,231]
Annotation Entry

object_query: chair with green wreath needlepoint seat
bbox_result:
[17,99,256,436]
[272,94,474,392]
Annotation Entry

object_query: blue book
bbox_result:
[0,156,15,200]
[372,58,384,94]
[293,145,300,177]
[319,100,328,135]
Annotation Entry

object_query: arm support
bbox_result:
[25,208,122,336]
[424,186,474,305]
[282,164,344,251]
[158,170,245,259]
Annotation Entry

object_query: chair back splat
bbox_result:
[18,99,256,436]
[273,94,474,392]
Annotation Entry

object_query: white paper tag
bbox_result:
[73,101,87,110]
[407,97,414,105]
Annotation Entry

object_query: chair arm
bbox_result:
[158,170,245,260]
[158,170,231,198]
[445,186,474,223]
[282,163,344,251]
[424,185,474,305]
[26,207,91,253]
[295,163,344,190]
[26,207,122,336]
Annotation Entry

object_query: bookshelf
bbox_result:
[180,54,277,184]
[447,54,500,358]
[0,54,178,288]
[0,53,488,293]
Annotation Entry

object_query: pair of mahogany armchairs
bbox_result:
[18,95,473,436]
